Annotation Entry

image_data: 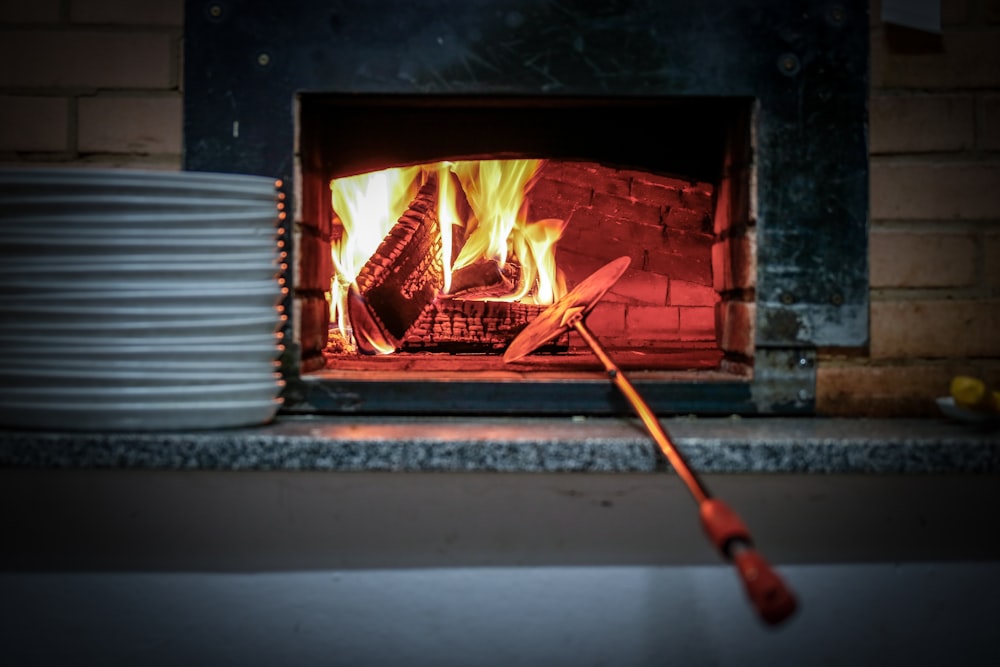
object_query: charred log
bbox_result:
[349,176,443,354]
[399,296,568,353]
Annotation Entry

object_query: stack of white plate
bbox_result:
[0,167,287,430]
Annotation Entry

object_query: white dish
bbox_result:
[0,356,281,372]
[2,312,285,335]
[4,286,287,308]
[0,219,280,239]
[0,343,284,363]
[0,331,283,348]
[936,397,1000,425]
[0,234,286,251]
[0,250,284,268]
[0,397,283,431]
[1,303,285,322]
[1,195,279,216]
[0,260,282,280]
[0,167,279,200]
[13,277,283,293]
[0,368,281,387]
[0,379,283,402]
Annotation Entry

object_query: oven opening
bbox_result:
[293,95,755,412]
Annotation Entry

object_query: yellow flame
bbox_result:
[329,166,420,336]
[328,159,567,348]
[436,163,460,294]
[450,159,540,272]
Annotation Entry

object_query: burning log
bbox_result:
[399,297,568,353]
[448,257,520,297]
[337,159,571,356]
[348,176,444,354]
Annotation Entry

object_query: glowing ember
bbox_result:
[328,159,567,348]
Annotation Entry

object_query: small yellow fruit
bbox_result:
[950,376,988,411]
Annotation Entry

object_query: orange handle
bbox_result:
[700,498,797,625]
[732,548,798,626]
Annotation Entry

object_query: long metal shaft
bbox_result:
[570,317,710,505]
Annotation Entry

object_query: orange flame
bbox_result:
[328,159,566,348]
[329,166,420,336]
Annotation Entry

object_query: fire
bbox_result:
[328,166,420,336]
[328,159,567,347]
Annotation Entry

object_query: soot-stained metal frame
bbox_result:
[183,0,869,415]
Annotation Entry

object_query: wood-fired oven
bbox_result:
[183,0,869,416]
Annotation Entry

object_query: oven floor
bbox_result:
[318,344,725,375]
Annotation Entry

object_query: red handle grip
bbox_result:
[732,548,798,626]
[699,499,797,625]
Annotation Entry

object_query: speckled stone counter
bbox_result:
[1,416,998,473]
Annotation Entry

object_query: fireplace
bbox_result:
[183,0,869,415]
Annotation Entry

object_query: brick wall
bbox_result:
[817,0,1000,415]
[2,0,997,415]
[533,161,719,349]
[0,0,182,169]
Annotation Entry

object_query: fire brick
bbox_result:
[669,280,719,307]
[607,269,669,306]
[680,184,713,212]
[716,301,755,358]
[678,307,716,340]
[663,206,711,232]
[296,296,331,355]
[629,178,685,209]
[598,174,632,198]
[646,248,712,286]
[625,305,680,335]
[662,228,714,259]
[712,171,753,234]
[712,232,756,293]
[0,95,68,151]
[584,302,627,338]
[528,178,592,219]
[590,192,663,227]
[295,230,334,292]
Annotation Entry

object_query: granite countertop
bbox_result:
[1,416,998,473]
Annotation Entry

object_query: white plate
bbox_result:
[1,195,279,216]
[0,343,284,363]
[0,303,285,322]
[2,312,285,335]
[0,368,281,387]
[0,218,280,238]
[0,167,279,200]
[936,397,1000,425]
[0,397,283,431]
[0,250,284,268]
[0,234,286,252]
[12,277,283,293]
[0,356,282,373]
[0,331,283,347]
[4,286,287,308]
[0,379,283,402]
[0,259,283,280]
